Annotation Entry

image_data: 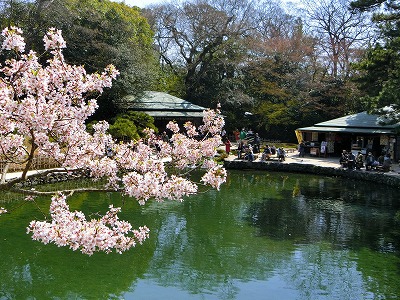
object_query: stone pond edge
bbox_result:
[12,161,400,189]
[224,160,400,188]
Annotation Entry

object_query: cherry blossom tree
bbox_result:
[0,27,227,255]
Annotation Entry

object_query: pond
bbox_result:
[0,170,400,300]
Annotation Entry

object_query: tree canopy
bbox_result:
[0,0,162,121]
[350,0,400,121]
[143,0,372,140]
[0,0,380,139]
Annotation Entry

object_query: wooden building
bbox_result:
[117,91,207,131]
[295,112,400,160]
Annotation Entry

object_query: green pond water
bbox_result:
[1,170,400,300]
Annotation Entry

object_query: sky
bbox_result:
[116,0,301,9]
[116,0,168,8]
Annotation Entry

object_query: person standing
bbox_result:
[221,129,226,138]
[233,129,240,143]
[253,133,261,153]
[224,138,231,155]
[237,140,244,159]
[298,142,305,157]
[239,128,247,142]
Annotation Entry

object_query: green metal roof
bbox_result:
[117,91,207,117]
[134,111,205,118]
[297,112,399,134]
[296,126,395,134]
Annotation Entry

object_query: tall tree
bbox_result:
[303,0,373,79]
[240,4,321,139]
[351,0,400,121]
[144,0,256,107]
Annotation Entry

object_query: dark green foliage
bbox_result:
[0,0,161,122]
[108,112,158,141]
[351,0,400,119]
[108,117,140,142]
[351,0,390,12]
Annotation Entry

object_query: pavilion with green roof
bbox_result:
[117,91,208,131]
[295,112,400,159]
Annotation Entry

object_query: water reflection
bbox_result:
[245,174,400,253]
[0,171,399,299]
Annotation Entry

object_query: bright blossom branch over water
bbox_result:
[0,27,227,255]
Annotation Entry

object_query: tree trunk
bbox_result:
[1,163,10,184]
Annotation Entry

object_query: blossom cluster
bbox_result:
[201,165,227,190]
[43,28,66,50]
[1,26,25,52]
[27,193,149,255]
[0,27,227,255]
[0,27,119,169]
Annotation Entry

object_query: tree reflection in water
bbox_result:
[0,171,399,299]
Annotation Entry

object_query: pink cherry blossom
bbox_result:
[1,27,25,52]
[43,28,66,50]
[166,121,180,133]
[26,193,149,255]
[0,27,227,255]
[201,165,227,190]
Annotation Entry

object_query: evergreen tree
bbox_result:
[351,0,400,121]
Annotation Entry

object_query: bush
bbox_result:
[215,149,228,163]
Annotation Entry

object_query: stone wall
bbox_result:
[11,161,400,189]
[224,160,400,187]
[13,170,91,188]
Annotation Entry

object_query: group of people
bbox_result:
[339,150,392,171]
[226,128,287,162]
[232,128,261,162]
[237,142,256,161]
[235,142,286,162]
[339,150,362,170]
[261,145,286,162]
[233,128,261,153]
[365,151,392,171]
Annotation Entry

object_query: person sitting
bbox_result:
[277,147,286,162]
[377,154,385,166]
[355,151,364,169]
[245,145,255,162]
[339,150,348,168]
[382,154,392,172]
[365,152,375,171]
[237,141,244,159]
[270,145,276,156]
[347,152,356,170]
[261,145,272,161]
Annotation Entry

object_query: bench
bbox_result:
[237,154,259,161]
[375,165,391,172]
[260,155,285,162]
